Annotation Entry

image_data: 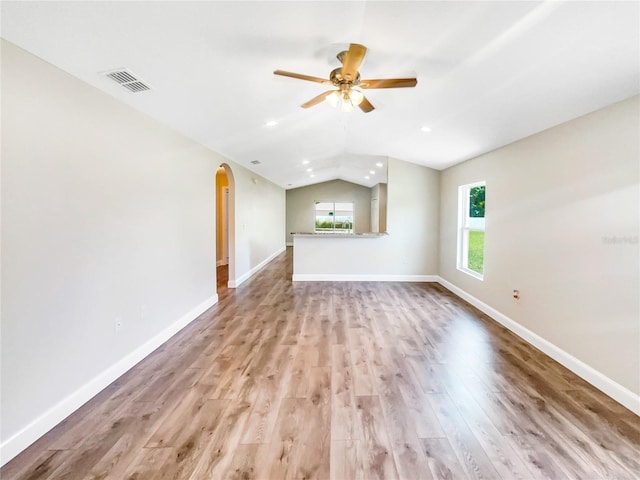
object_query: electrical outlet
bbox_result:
[115,317,123,332]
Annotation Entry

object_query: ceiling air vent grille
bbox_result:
[250,160,261,165]
[103,69,151,93]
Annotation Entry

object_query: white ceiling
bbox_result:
[2,1,638,190]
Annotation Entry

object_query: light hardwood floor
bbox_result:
[3,248,639,479]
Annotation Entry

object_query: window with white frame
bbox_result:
[315,202,354,233]
[457,182,486,279]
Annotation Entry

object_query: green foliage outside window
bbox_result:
[469,186,485,218]
[468,231,484,274]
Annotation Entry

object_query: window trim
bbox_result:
[457,181,486,280]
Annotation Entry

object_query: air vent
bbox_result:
[103,69,151,93]
[250,160,261,165]
[121,81,150,93]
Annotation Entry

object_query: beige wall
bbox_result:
[231,166,285,281]
[386,158,439,274]
[1,40,285,462]
[378,183,387,233]
[286,180,372,243]
[439,95,640,395]
[370,183,388,233]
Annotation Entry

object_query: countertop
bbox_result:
[291,232,388,238]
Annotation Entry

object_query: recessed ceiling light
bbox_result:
[306,168,313,172]
[310,174,315,178]
[265,120,278,127]
[421,126,432,133]
[376,162,383,167]
[365,175,370,180]
[302,160,309,165]
[369,170,375,175]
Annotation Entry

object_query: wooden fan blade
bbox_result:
[301,90,334,108]
[274,70,332,85]
[341,43,367,81]
[359,78,417,89]
[358,96,375,113]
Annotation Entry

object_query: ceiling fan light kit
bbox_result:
[274,43,417,113]
[325,91,340,108]
[325,87,364,112]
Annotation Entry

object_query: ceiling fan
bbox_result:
[274,43,417,113]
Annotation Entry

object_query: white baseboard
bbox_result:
[286,242,293,247]
[292,274,439,282]
[0,294,218,467]
[216,259,228,267]
[228,246,286,288]
[436,276,640,416]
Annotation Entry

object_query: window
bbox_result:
[457,182,486,279]
[315,202,354,233]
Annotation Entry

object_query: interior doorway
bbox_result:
[215,164,235,295]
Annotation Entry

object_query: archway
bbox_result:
[215,163,236,293]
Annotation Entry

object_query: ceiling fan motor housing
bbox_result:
[330,67,361,86]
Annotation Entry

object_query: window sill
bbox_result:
[457,267,484,281]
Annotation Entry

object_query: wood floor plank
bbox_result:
[354,396,399,480]
[3,249,639,479]
[83,432,138,480]
[398,383,446,439]
[565,388,640,445]
[294,366,332,479]
[118,447,174,480]
[363,313,439,479]
[420,437,470,480]
[404,354,446,394]
[261,440,298,479]
[347,327,377,397]
[43,400,160,480]
[500,383,626,479]
[377,389,434,480]
[222,443,271,480]
[145,386,214,448]
[283,341,322,399]
[503,433,574,480]
[363,342,434,479]
[269,368,332,479]
[330,440,357,480]
[280,310,304,346]
[538,401,639,479]
[331,344,360,441]
[489,354,640,478]
[427,393,502,480]
[186,400,253,479]
[4,450,75,480]
[480,389,545,437]
[441,379,536,480]
[209,326,264,401]
[240,378,287,444]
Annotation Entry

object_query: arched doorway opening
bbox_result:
[215,164,236,295]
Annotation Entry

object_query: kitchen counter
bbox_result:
[291,232,388,238]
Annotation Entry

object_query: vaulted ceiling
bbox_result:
[2,1,638,189]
